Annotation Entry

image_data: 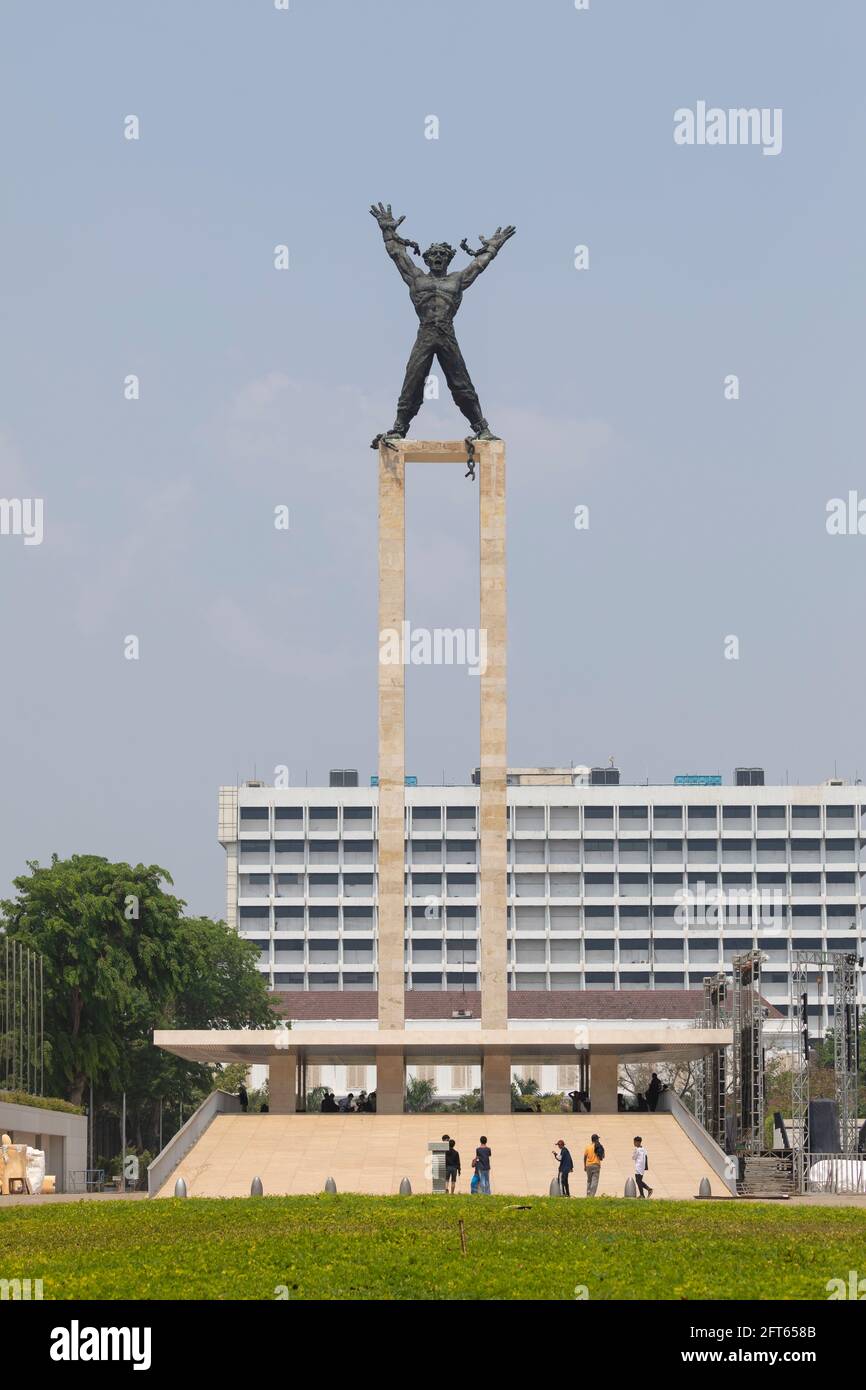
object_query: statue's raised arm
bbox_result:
[369,202,419,286]
[459,225,516,288]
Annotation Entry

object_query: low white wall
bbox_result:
[658,1089,739,1196]
[0,1099,87,1194]
[147,1090,241,1196]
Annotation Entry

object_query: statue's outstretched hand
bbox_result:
[370,202,405,233]
[480,225,517,253]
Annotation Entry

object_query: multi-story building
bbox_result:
[220,767,866,1055]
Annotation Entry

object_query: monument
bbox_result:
[156,212,736,1131]
[369,201,516,463]
[372,201,513,1110]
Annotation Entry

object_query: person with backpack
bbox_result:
[553,1139,574,1196]
[632,1135,653,1197]
[583,1132,604,1196]
[475,1135,492,1194]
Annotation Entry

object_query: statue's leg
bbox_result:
[436,333,487,432]
[393,329,436,433]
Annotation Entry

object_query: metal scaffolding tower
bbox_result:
[834,953,860,1155]
[791,949,861,1189]
[732,950,765,1154]
[697,973,729,1148]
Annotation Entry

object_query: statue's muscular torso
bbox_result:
[406,269,464,328]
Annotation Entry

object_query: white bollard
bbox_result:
[698,1177,712,1198]
[324,1176,337,1194]
[251,1176,263,1196]
[549,1177,562,1197]
[174,1177,187,1198]
[624,1177,637,1197]
[399,1177,412,1195]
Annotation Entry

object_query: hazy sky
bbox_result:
[2,0,864,921]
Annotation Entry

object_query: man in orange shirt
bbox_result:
[583,1132,604,1196]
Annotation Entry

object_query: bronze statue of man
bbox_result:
[370,202,516,448]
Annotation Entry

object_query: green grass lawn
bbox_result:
[1,1196,863,1300]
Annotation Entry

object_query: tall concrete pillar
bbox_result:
[375,439,508,1110]
[482,1047,512,1114]
[375,1050,405,1115]
[377,446,406,1034]
[589,1051,619,1113]
[269,1051,299,1114]
[479,442,508,1031]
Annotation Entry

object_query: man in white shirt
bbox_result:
[633,1136,654,1198]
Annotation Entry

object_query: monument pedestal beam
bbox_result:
[481,1046,512,1115]
[269,1050,300,1115]
[478,440,507,1031]
[378,448,406,1036]
[376,439,508,1098]
[375,1049,406,1115]
[589,1050,620,1114]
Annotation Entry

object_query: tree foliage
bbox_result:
[0,855,277,1144]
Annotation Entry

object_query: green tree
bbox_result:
[0,855,276,1131]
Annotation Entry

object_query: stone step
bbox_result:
[156,1112,722,1199]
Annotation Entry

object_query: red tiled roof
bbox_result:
[268,989,772,1022]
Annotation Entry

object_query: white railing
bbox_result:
[658,1088,739,1195]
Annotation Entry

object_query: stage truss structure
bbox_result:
[697,972,729,1148]
[731,950,766,1155]
[791,949,861,1190]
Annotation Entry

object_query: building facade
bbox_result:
[220,772,866,1046]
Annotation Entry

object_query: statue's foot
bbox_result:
[370,428,405,450]
[471,422,500,442]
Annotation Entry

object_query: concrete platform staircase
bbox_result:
[151,1110,727,1200]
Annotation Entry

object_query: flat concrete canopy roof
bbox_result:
[154,1025,731,1067]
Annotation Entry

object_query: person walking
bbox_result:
[553,1139,574,1196]
[445,1138,461,1193]
[475,1135,492,1194]
[632,1136,653,1198]
[583,1132,604,1196]
[238,1083,249,1114]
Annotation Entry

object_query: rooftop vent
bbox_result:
[590,766,620,786]
[329,769,359,787]
[735,767,765,786]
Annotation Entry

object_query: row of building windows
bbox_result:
[251,940,853,968]
[238,804,866,834]
[237,838,864,867]
[239,905,859,932]
[238,871,861,901]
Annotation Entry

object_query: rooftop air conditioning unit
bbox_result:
[590,766,620,786]
[735,767,765,786]
[452,1009,474,1019]
[329,769,359,787]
